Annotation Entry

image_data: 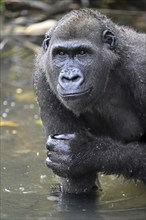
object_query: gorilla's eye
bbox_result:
[58,50,66,56]
[52,48,67,57]
[77,50,87,56]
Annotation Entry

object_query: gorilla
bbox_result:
[33,9,146,194]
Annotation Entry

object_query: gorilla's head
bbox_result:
[43,9,119,114]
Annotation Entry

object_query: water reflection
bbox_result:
[1,46,146,220]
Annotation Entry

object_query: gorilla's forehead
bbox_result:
[50,39,95,51]
[52,18,101,41]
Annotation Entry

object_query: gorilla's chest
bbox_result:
[83,102,143,142]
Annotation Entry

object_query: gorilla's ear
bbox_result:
[43,35,51,51]
[102,30,117,50]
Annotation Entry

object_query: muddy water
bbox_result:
[1,46,146,220]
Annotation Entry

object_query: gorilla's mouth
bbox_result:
[60,87,92,98]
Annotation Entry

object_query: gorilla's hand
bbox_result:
[46,132,146,182]
[46,132,98,178]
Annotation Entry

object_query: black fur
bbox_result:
[33,9,146,194]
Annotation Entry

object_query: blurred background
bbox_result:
[0,1,146,220]
[1,0,146,51]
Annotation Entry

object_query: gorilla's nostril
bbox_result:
[72,75,80,81]
[62,74,80,82]
[62,76,70,82]
[59,68,84,88]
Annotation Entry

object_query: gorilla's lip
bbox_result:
[60,87,92,98]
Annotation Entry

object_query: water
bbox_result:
[1,46,146,220]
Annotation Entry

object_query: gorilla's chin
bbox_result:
[60,96,92,115]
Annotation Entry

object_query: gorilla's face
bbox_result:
[44,18,118,114]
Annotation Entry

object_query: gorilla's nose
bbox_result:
[58,68,84,90]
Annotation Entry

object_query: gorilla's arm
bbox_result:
[46,132,146,183]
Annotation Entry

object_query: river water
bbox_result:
[1,45,146,220]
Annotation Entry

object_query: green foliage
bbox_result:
[0,0,4,10]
